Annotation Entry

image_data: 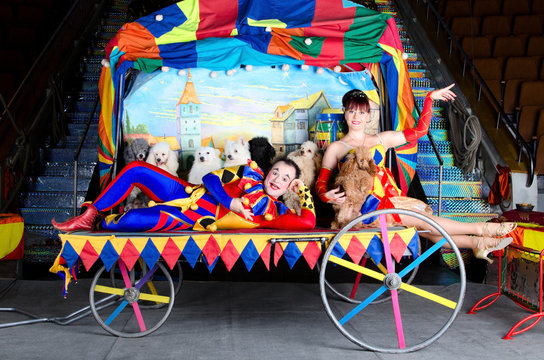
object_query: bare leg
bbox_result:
[423,234,477,249]
[399,212,515,238]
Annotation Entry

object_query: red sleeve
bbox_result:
[403,92,433,142]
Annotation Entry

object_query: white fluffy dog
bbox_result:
[223,137,251,167]
[146,141,179,176]
[283,141,323,214]
[188,146,222,184]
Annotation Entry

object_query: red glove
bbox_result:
[315,167,333,203]
[403,92,433,142]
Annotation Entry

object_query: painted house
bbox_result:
[270,90,332,156]
[176,69,202,169]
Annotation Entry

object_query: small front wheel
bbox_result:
[90,260,175,337]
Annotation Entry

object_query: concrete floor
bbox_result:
[1,274,543,359]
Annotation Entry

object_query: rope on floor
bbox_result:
[447,99,482,175]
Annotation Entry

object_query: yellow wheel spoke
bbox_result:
[94,284,124,296]
[398,283,457,309]
[330,255,385,282]
[330,255,457,309]
[139,292,170,304]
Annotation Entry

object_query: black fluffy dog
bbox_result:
[248,137,276,174]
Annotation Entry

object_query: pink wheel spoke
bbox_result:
[118,259,147,332]
[130,301,147,332]
[379,214,406,349]
[118,259,133,289]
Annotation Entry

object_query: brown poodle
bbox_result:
[283,141,323,214]
[331,145,377,230]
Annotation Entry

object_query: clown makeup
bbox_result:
[263,161,297,199]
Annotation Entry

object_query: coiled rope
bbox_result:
[447,99,482,175]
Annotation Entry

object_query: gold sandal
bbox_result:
[482,222,517,238]
[473,236,513,264]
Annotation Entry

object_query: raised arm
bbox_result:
[379,84,457,149]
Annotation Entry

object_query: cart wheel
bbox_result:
[320,209,466,353]
[90,260,175,337]
[318,236,420,305]
[110,259,183,308]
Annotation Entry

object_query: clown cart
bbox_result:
[42,0,469,354]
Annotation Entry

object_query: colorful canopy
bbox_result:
[98,0,417,189]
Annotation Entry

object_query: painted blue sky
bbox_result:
[123,65,362,146]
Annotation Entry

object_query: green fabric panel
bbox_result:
[343,7,390,63]
[289,36,325,58]
[133,58,164,73]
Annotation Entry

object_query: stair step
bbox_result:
[417,154,454,166]
[428,129,448,141]
[421,181,483,198]
[417,165,480,182]
[24,225,62,243]
[40,148,97,163]
[68,123,98,136]
[418,140,451,154]
[20,192,87,208]
[74,100,100,113]
[82,80,99,92]
[20,207,74,225]
[25,176,92,192]
[39,161,96,177]
[428,198,491,214]
[67,112,100,124]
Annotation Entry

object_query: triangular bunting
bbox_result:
[260,242,271,270]
[274,242,284,267]
[389,232,408,263]
[140,239,161,271]
[110,238,128,259]
[283,242,302,269]
[79,240,100,271]
[61,241,80,270]
[99,240,119,271]
[119,239,141,270]
[345,235,367,265]
[301,241,322,270]
[366,234,384,265]
[221,239,240,271]
[201,235,221,266]
[181,236,201,268]
[205,256,219,273]
[240,240,260,271]
[162,237,182,270]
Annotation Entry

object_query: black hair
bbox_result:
[342,89,370,112]
[271,157,301,180]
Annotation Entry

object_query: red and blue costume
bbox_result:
[94,161,315,232]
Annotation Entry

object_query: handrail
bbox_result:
[413,99,444,216]
[73,95,101,215]
[0,0,108,212]
[419,0,535,187]
[1,1,83,120]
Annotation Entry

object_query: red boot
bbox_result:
[52,203,99,232]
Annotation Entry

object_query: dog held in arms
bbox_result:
[331,145,376,230]
[283,141,323,215]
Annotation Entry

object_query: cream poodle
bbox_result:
[146,141,179,176]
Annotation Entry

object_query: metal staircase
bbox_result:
[22,0,131,262]
[378,0,496,225]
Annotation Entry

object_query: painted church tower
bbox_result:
[176,69,201,169]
